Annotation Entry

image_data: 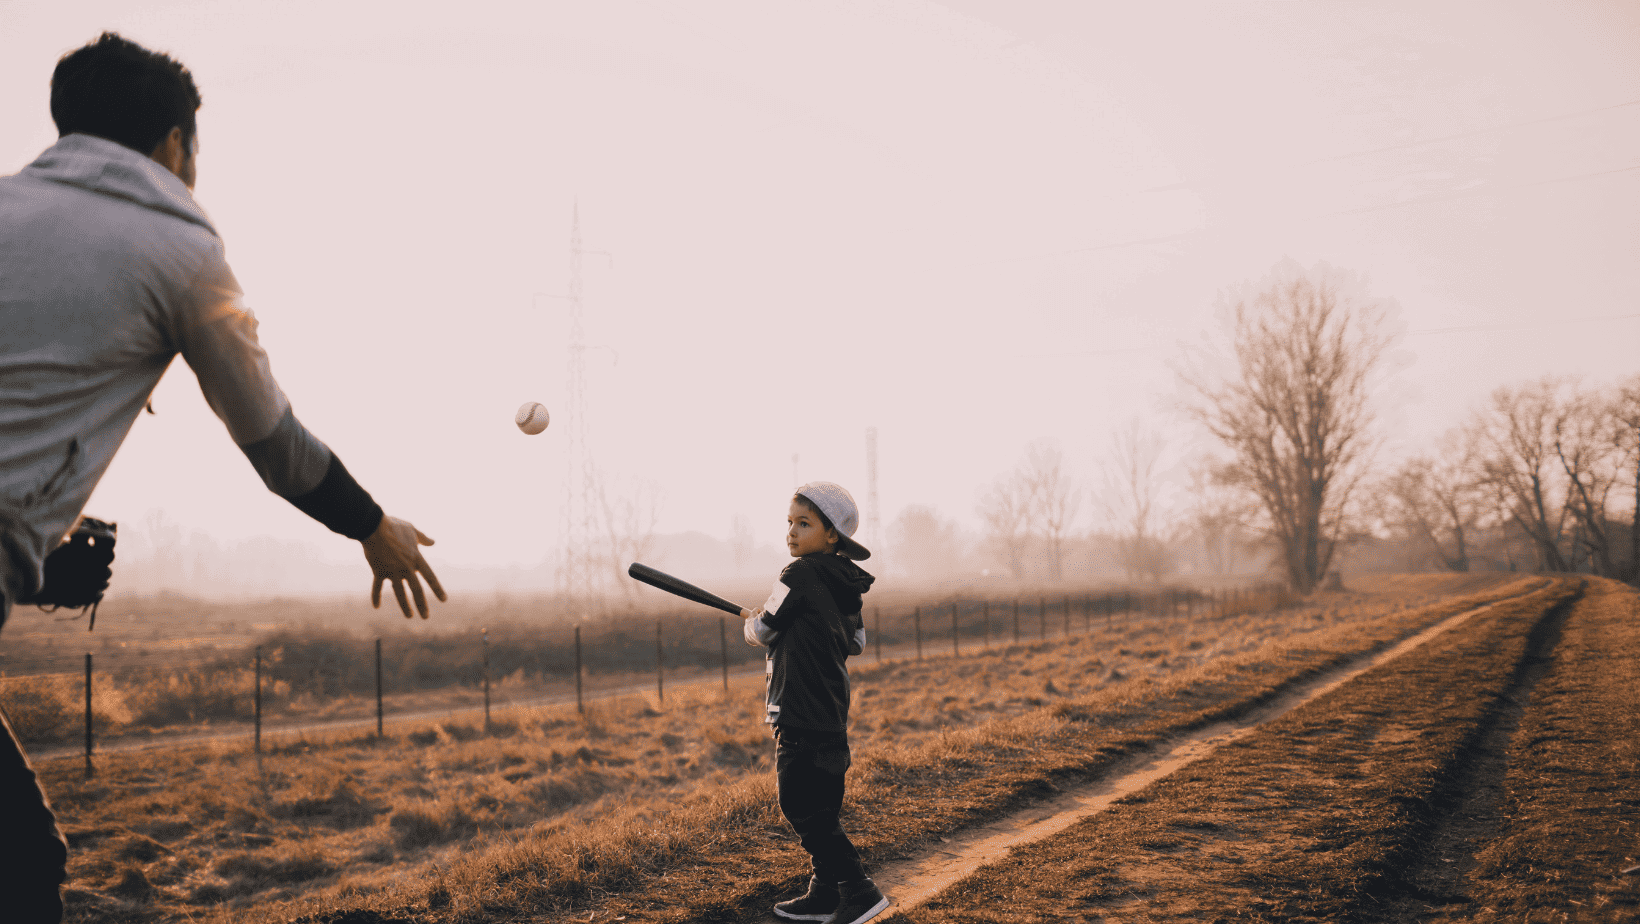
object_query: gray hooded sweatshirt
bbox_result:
[0,133,338,606]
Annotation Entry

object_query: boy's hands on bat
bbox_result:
[361,515,447,619]
[740,606,764,621]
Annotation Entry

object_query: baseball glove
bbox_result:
[25,516,116,629]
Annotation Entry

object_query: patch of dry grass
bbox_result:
[1463,578,1640,921]
[37,574,1530,923]
[894,577,1581,923]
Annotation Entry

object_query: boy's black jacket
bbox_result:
[761,552,875,732]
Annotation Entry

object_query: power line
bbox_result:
[1143,97,1640,193]
[1406,312,1640,337]
[1327,163,1640,217]
[1019,312,1640,359]
[1303,98,1640,167]
[1044,161,1640,260]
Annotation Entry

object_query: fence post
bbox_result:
[951,602,959,657]
[914,606,922,660]
[482,629,491,735]
[983,599,989,649]
[656,618,664,703]
[874,607,881,662]
[84,653,93,779]
[1039,596,1047,640]
[375,639,383,739]
[255,645,263,756]
[574,624,584,714]
[1012,599,1020,644]
[719,616,729,691]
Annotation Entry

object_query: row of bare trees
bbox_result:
[1378,377,1640,579]
[966,259,1392,592]
[975,441,1082,581]
[916,257,1623,592]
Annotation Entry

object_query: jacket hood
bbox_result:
[20,134,218,236]
[804,552,876,596]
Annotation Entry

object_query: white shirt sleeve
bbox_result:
[743,579,791,647]
[744,613,778,647]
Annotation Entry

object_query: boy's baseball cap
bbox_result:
[795,481,871,560]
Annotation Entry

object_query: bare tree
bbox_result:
[1023,440,1080,581]
[1103,420,1170,582]
[728,514,754,574]
[976,472,1034,579]
[1612,375,1640,579]
[1549,383,1624,575]
[595,474,662,605]
[1375,431,1486,572]
[1184,259,1393,594]
[887,505,963,581]
[1473,378,1572,572]
[1184,457,1252,575]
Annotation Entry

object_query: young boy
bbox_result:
[741,481,889,924]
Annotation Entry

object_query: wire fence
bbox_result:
[0,583,1291,774]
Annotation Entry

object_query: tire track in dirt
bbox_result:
[871,585,1549,917]
[1367,584,1577,922]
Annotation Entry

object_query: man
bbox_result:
[0,32,446,921]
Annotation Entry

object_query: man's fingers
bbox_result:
[421,557,448,602]
[392,579,412,619]
[409,575,429,620]
[360,516,444,618]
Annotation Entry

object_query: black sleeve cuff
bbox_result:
[289,453,384,540]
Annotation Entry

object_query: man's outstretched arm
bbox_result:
[172,246,445,618]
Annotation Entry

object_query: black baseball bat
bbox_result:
[627,562,744,616]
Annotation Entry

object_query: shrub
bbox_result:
[214,847,336,885]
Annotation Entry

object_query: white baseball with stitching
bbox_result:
[515,401,550,435]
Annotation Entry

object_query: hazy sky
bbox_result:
[3,1,1637,577]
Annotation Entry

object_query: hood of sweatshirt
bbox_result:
[803,552,875,616]
[19,133,218,237]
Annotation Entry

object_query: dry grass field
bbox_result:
[895,576,1640,923]
[1444,577,1640,921]
[30,573,1536,922]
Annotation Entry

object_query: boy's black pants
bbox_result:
[774,725,866,884]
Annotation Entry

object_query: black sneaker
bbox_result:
[774,876,839,921]
[825,878,889,924]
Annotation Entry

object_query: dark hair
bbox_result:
[792,493,837,533]
[51,32,201,155]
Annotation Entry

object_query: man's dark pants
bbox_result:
[0,592,70,923]
[774,725,866,884]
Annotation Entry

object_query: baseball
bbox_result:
[515,401,550,435]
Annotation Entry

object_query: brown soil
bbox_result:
[872,585,1535,915]
[33,574,1533,923]
[889,578,1588,923]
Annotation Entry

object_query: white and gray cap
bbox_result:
[795,481,870,560]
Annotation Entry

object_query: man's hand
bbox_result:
[740,606,764,621]
[361,515,446,619]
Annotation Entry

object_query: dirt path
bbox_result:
[871,589,1534,917]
